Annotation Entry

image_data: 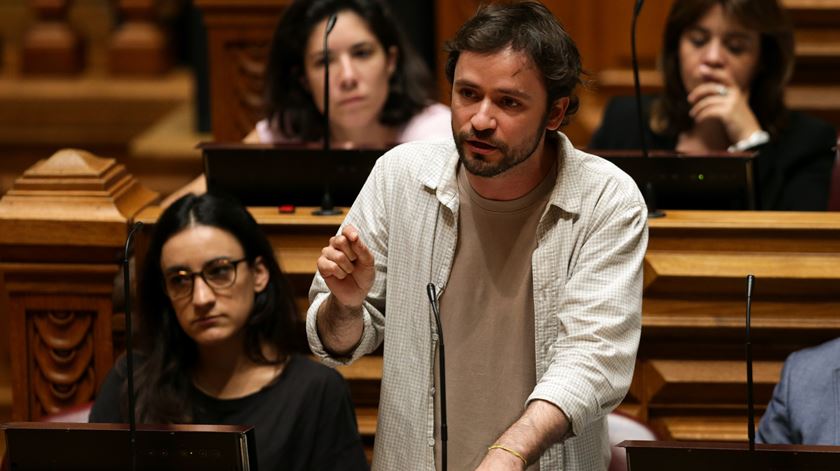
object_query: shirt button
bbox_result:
[432,333,439,342]
[430,387,436,396]
[428,438,435,447]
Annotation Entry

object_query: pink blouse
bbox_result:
[254,103,452,144]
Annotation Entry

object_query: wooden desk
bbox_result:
[5,198,840,442]
[133,207,840,441]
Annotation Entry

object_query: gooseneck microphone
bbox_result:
[322,12,338,154]
[745,274,756,451]
[426,283,447,471]
[314,12,342,216]
[631,0,648,159]
[123,221,143,471]
[631,0,664,218]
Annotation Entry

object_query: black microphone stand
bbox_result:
[631,0,664,218]
[123,221,143,471]
[745,274,756,451]
[314,13,342,216]
[427,283,447,471]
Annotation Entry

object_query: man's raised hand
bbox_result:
[316,225,376,312]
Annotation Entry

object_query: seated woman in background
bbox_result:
[590,0,836,211]
[250,0,450,145]
[168,0,450,205]
[90,194,368,471]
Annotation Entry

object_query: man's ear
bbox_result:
[252,256,270,294]
[386,45,398,77]
[546,97,570,131]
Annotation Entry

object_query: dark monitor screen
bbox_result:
[590,150,757,210]
[202,143,387,208]
[2,422,258,471]
[621,440,840,470]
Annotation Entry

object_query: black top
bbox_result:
[590,96,837,211]
[90,354,368,471]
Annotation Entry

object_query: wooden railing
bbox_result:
[20,0,173,77]
[5,151,838,446]
[131,204,840,443]
[0,149,157,421]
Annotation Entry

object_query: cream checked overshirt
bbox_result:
[307,133,648,470]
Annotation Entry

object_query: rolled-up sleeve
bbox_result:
[529,197,647,436]
[306,157,392,367]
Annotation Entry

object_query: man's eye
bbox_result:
[501,97,521,109]
[459,89,477,99]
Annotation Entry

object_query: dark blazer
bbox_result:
[590,96,837,211]
[757,337,840,445]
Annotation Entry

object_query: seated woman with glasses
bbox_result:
[90,193,368,471]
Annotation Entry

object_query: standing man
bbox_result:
[307,2,648,469]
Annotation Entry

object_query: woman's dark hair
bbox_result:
[653,0,795,137]
[443,1,583,126]
[128,193,304,423]
[263,0,435,141]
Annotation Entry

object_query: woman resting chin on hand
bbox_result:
[591,0,836,211]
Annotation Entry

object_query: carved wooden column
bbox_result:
[109,0,171,75]
[195,0,290,141]
[22,0,85,75]
[0,149,158,420]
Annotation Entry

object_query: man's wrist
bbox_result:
[326,294,363,319]
[487,444,528,468]
[316,295,364,357]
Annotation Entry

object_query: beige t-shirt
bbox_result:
[435,161,556,470]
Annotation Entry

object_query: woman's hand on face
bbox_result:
[687,69,761,144]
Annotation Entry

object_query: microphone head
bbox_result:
[426,283,437,304]
[634,0,645,16]
[325,13,338,35]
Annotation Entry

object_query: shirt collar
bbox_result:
[418,132,583,216]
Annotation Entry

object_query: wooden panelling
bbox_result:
[194,0,290,141]
[0,149,157,421]
[21,0,85,76]
[127,207,840,445]
[640,211,840,439]
[6,194,840,445]
[193,1,840,146]
[108,0,172,76]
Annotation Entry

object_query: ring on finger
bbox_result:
[716,84,729,97]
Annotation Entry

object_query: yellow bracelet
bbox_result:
[488,444,528,466]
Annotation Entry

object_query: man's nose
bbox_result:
[470,99,497,131]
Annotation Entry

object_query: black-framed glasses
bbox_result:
[163,257,248,300]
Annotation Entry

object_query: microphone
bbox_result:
[426,283,447,471]
[322,12,338,154]
[122,221,143,471]
[631,0,648,159]
[313,12,342,216]
[630,0,664,218]
[745,274,756,451]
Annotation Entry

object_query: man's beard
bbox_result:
[454,114,549,178]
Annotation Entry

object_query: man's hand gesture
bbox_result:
[317,225,376,312]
